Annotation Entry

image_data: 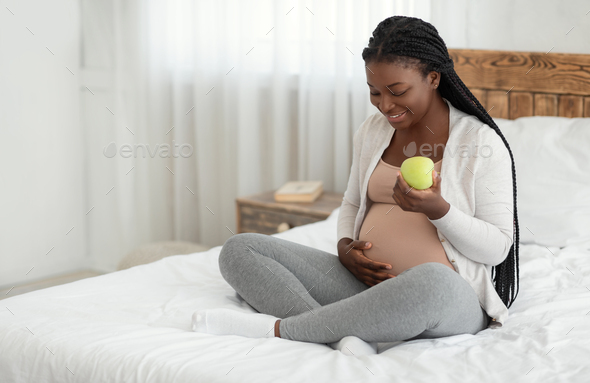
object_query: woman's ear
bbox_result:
[428,71,440,89]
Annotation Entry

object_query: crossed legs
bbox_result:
[215,233,489,344]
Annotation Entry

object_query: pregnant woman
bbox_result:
[192,16,520,356]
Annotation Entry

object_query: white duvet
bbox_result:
[1,208,590,382]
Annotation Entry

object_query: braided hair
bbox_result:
[362,16,520,308]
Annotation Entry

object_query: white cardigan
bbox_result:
[337,98,514,327]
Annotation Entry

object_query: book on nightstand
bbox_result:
[274,180,324,203]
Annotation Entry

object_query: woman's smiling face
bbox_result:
[365,61,440,131]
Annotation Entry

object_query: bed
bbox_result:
[2,49,590,382]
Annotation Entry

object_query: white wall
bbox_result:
[79,0,127,273]
[430,0,590,54]
[0,0,86,289]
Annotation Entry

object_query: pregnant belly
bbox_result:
[359,202,455,276]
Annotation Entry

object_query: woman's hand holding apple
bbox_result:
[392,156,450,220]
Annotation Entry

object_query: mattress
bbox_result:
[1,208,589,382]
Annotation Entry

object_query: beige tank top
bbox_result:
[359,157,455,276]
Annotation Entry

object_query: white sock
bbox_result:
[192,308,279,338]
[328,336,378,357]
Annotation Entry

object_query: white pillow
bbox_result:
[494,116,590,249]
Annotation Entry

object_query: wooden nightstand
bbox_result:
[236,190,344,235]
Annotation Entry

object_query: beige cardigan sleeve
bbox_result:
[336,118,367,244]
[427,127,515,266]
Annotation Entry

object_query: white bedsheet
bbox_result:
[1,209,589,382]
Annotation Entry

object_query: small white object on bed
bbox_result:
[1,116,590,382]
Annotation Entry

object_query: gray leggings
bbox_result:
[218,232,491,344]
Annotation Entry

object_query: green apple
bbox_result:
[400,156,435,190]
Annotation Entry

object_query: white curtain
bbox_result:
[88,0,431,270]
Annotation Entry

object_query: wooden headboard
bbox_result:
[448,49,590,119]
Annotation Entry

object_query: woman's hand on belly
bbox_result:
[392,170,450,220]
[338,240,396,287]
